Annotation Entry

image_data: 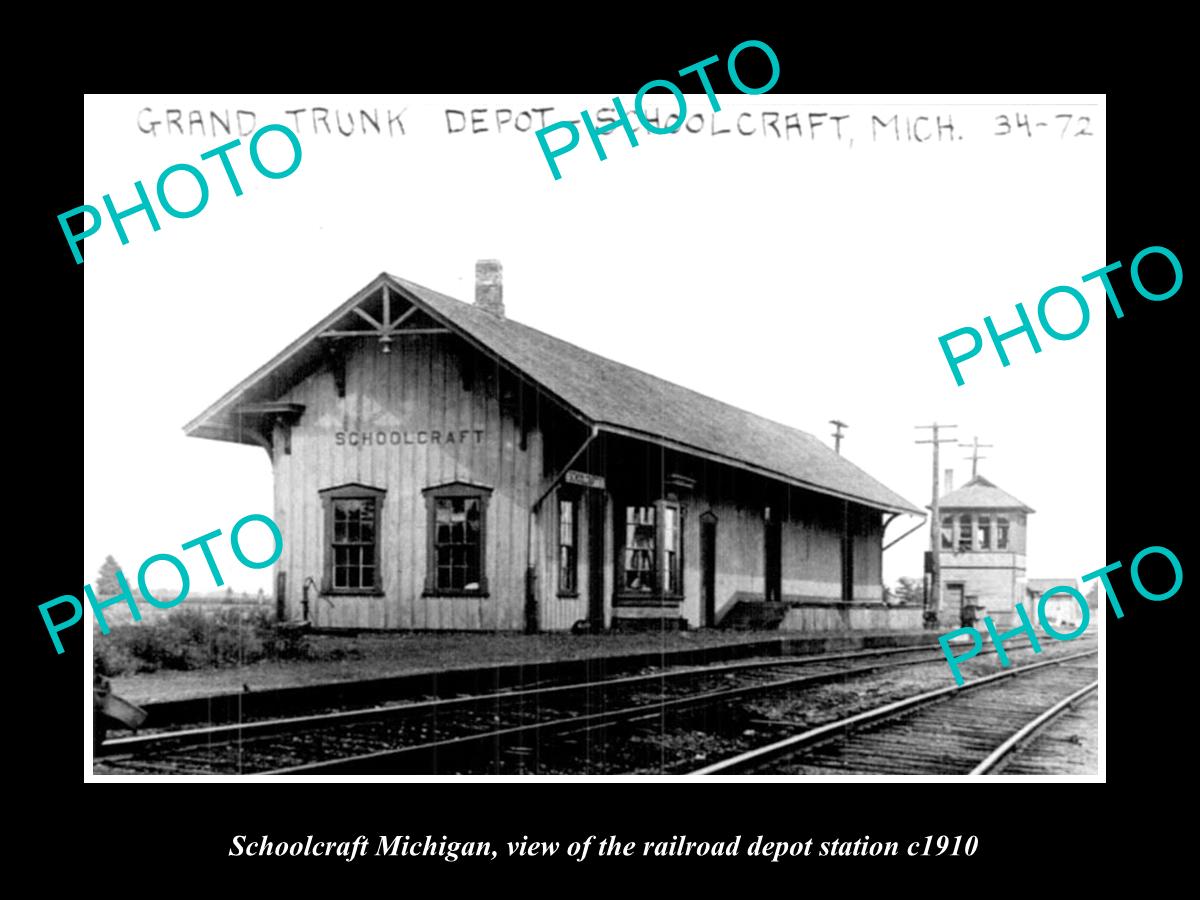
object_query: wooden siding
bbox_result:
[779,491,844,603]
[635,450,873,627]
[539,484,587,631]
[537,485,616,631]
[266,342,890,632]
[780,605,923,631]
[853,510,884,600]
[683,482,884,625]
[707,500,767,623]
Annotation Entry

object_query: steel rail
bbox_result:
[98,642,975,758]
[259,641,1067,775]
[690,648,1098,775]
[969,679,1099,775]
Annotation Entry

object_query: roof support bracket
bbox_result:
[321,339,347,398]
[235,403,306,456]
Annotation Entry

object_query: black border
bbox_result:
[33,28,1177,884]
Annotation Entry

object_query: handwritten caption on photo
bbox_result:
[535,39,781,181]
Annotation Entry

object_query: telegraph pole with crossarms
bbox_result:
[916,422,958,627]
[960,435,993,479]
[830,419,848,454]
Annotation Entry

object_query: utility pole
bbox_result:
[830,419,848,454]
[916,422,957,628]
[960,436,993,479]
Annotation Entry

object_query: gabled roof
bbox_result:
[936,475,1034,512]
[185,273,922,515]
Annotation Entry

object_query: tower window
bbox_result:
[958,514,973,551]
[940,516,954,549]
[977,516,991,550]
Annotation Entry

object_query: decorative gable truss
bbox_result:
[221,283,454,454]
[318,282,451,355]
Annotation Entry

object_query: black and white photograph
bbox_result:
[80,91,1106,779]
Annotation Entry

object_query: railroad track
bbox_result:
[690,649,1098,775]
[95,637,1076,775]
[971,680,1098,775]
[109,635,952,734]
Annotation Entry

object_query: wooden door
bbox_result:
[701,515,717,626]
[765,510,782,602]
[587,493,606,630]
[945,583,965,623]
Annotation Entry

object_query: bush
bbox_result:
[93,606,360,674]
[95,607,270,674]
[95,639,138,677]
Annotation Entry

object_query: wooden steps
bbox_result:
[718,600,789,630]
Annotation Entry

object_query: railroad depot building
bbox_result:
[185,264,922,633]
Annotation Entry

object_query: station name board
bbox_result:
[565,470,606,489]
[336,429,485,447]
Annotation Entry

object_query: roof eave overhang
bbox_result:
[183,272,595,440]
[183,273,397,437]
[181,274,923,517]
[597,422,923,516]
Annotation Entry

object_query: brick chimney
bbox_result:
[944,468,954,495]
[475,259,504,317]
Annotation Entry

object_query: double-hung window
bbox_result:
[319,483,386,594]
[423,482,491,596]
[619,500,683,597]
[558,497,578,596]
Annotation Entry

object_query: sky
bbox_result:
[82,93,1105,597]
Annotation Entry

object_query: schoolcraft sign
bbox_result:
[336,429,485,447]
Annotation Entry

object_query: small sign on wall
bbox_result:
[565,470,606,490]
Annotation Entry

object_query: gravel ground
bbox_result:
[525,639,1098,774]
[656,640,1099,774]
[108,629,927,705]
[992,685,1099,775]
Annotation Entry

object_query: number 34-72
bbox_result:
[995,113,1095,137]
